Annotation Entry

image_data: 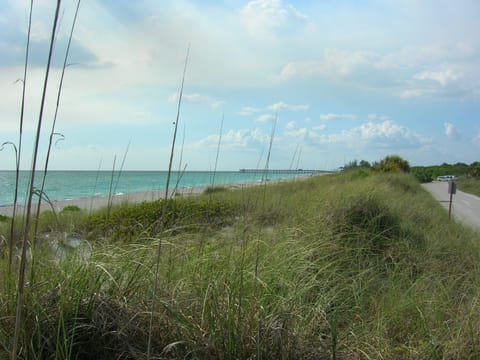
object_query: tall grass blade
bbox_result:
[288,143,300,171]
[172,123,187,197]
[34,0,81,238]
[90,158,103,212]
[112,139,131,196]
[8,0,33,276]
[11,2,62,358]
[262,113,277,182]
[0,142,18,273]
[147,43,190,359]
[211,112,224,187]
[107,155,117,216]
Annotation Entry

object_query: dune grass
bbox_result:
[457,176,480,197]
[1,172,480,358]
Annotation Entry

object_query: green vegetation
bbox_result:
[2,172,480,359]
[410,161,480,197]
[373,154,410,173]
[457,177,480,197]
[344,155,411,174]
[411,162,478,183]
[343,159,371,171]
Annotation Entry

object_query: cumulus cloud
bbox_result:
[197,128,269,149]
[414,69,462,87]
[240,0,307,38]
[313,124,327,131]
[444,122,461,141]
[279,49,378,81]
[398,65,475,99]
[320,113,356,121]
[239,101,308,116]
[168,92,223,108]
[368,114,390,121]
[266,101,308,111]
[315,120,428,148]
[284,121,310,140]
[278,45,480,101]
[397,88,436,99]
[257,114,276,123]
[238,106,262,116]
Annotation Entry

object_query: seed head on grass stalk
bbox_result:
[107,155,117,218]
[0,142,19,274]
[147,44,190,359]
[11,1,62,359]
[211,112,224,188]
[4,0,33,279]
[34,0,81,241]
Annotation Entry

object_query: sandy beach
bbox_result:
[0,185,209,217]
[0,174,322,218]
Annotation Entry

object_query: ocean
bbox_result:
[0,170,312,207]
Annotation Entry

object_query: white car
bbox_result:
[436,175,456,181]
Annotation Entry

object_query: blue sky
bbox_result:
[0,0,479,171]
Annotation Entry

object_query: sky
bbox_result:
[0,0,479,171]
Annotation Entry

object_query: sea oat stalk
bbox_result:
[147,44,190,359]
[11,2,62,358]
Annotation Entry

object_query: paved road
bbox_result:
[422,181,480,231]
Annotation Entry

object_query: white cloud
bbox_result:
[284,121,310,140]
[396,66,475,100]
[238,106,262,116]
[278,45,480,101]
[239,101,308,117]
[414,68,462,87]
[367,114,390,121]
[357,120,408,140]
[197,128,269,149]
[320,113,356,121]
[286,121,296,130]
[444,122,461,140]
[313,124,327,131]
[397,88,436,99]
[257,114,276,123]
[315,120,428,148]
[266,101,308,111]
[279,49,378,81]
[240,0,307,38]
[168,92,223,108]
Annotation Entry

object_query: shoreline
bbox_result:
[0,182,270,217]
[0,174,325,218]
[0,185,212,217]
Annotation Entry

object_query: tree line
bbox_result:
[343,156,480,183]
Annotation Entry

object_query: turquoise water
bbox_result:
[0,170,310,206]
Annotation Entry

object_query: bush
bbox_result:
[373,155,410,173]
[203,186,228,195]
[468,161,480,177]
[332,194,401,253]
[81,198,238,241]
[411,167,433,183]
[60,205,82,213]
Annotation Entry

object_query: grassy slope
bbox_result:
[1,172,480,359]
[457,176,480,197]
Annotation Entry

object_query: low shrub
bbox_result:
[203,186,229,195]
[60,205,82,213]
[81,198,239,241]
